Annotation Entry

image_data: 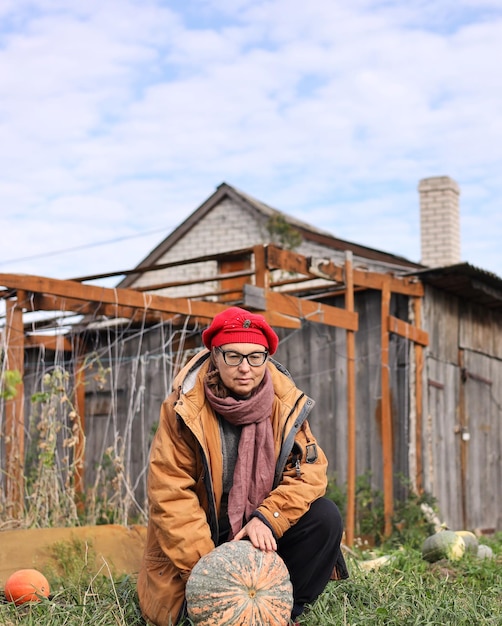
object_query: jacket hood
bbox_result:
[173,350,212,395]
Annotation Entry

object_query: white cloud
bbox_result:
[0,0,502,282]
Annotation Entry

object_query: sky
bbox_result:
[1,0,502,287]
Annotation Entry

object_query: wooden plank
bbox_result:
[254,244,268,289]
[270,276,332,290]
[217,255,252,304]
[309,257,424,296]
[243,284,267,311]
[387,315,429,346]
[345,252,356,547]
[380,279,394,536]
[353,269,425,296]
[31,293,199,325]
[134,268,255,293]
[31,293,170,323]
[463,350,499,531]
[27,294,231,342]
[234,286,301,329]
[260,290,358,331]
[258,310,301,330]
[71,246,256,283]
[307,258,345,283]
[0,273,228,320]
[25,334,73,352]
[4,295,25,518]
[266,245,315,276]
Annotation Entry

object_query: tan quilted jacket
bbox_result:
[137,350,328,626]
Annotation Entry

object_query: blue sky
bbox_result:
[1,0,502,283]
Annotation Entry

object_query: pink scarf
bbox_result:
[204,369,275,538]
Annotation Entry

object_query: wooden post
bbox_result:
[218,253,252,303]
[345,252,356,546]
[381,279,394,536]
[4,294,25,518]
[413,296,424,494]
[253,245,268,289]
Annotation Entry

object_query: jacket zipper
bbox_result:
[199,445,219,544]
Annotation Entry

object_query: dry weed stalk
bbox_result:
[24,368,80,527]
[1,361,142,529]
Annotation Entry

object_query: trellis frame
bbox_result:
[0,243,427,543]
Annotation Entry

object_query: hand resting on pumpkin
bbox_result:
[232,516,277,552]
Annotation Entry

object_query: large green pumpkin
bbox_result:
[455,530,479,555]
[422,530,466,563]
[186,540,293,625]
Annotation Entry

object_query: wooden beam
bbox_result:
[380,279,394,537]
[274,291,357,330]
[265,311,302,329]
[353,269,424,296]
[308,256,424,296]
[387,315,429,346]
[70,246,257,283]
[242,287,300,329]
[3,295,25,518]
[216,256,252,304]
[270,275,327,289]
[0,273,229,320]
[254,244,268,289]
[25,334,74,352]
[31,293,174,323]
[308,257,345,284]
[248,289,358,331]
[133,268,255,293]
[266,245,318,276]
[344,252,357,547]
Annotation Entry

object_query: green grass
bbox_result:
[0,575,144,625]
[305,544,502,626]
[1,537,500,625]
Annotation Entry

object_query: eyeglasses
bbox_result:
[216,347,269,367]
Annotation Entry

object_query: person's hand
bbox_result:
[232,516,277,552]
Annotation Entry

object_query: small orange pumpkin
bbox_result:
[4,568,50,606]
[186,540,293,625]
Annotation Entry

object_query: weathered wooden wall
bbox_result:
[421,285,502,532]
[275,291,412,499]
[6,283,502,533]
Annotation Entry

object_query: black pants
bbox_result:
[277,497,348,618]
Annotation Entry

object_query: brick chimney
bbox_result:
[419,175,461,267]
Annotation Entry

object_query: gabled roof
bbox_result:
[118,182,423,288]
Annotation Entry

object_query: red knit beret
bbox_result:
[202,306,279,355]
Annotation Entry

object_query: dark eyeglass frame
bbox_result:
[216,347,269,367]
